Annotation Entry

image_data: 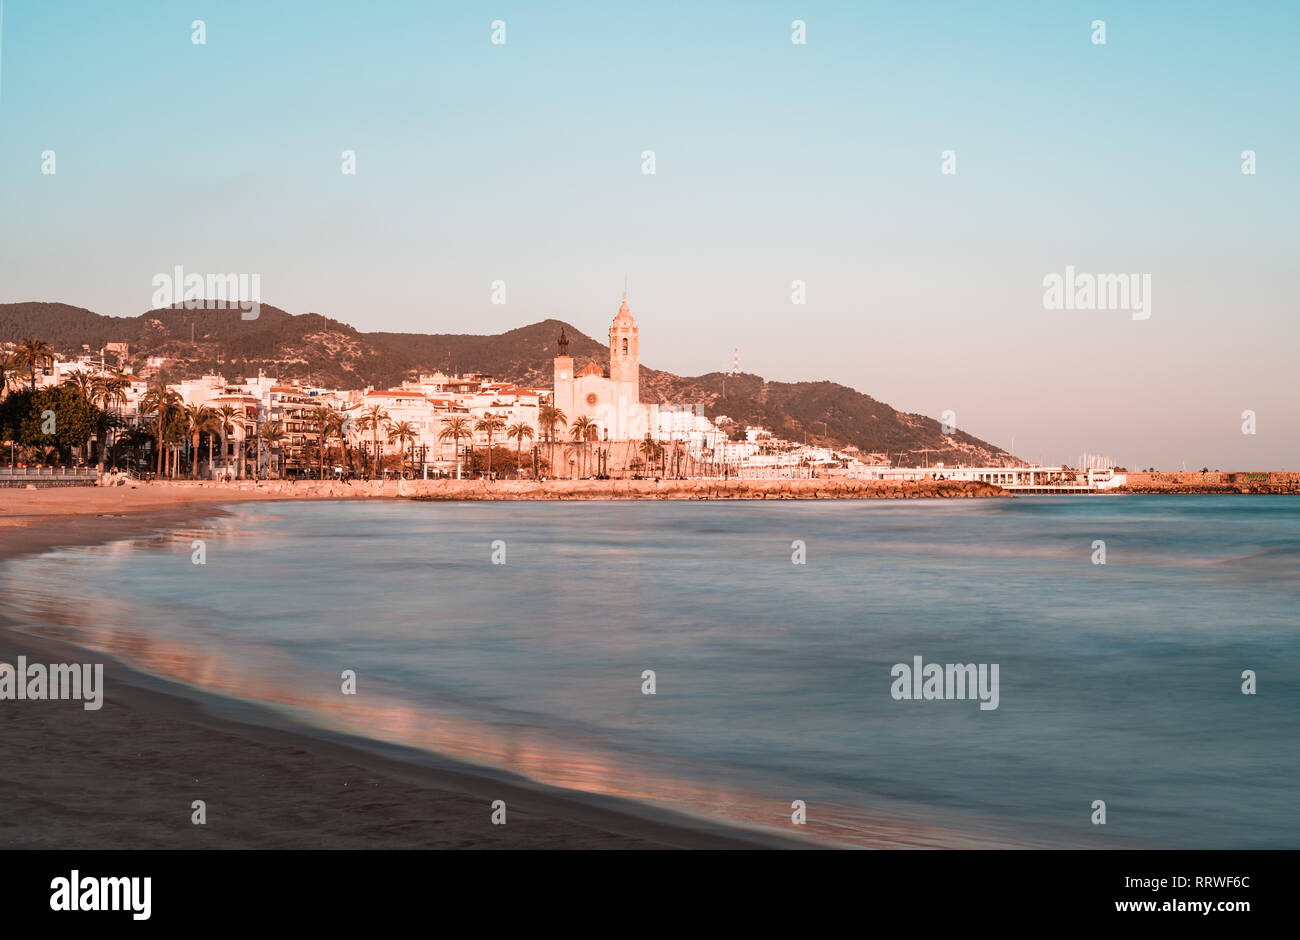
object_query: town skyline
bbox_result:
[1,294,1289,471]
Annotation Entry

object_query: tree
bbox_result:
[474,412,506,477]
[303,404,344,480]
[569,415,596,477]
[13,338,54,390]
[316,407,345,480]
[13,385,99,462]
[140,382,183,476]
[639,435,663,473]
[538,404,567,478]
[59,372,99,464]
[215,405,239,476]
[0,389,35,459]
[438,416,473,480]
[357,405,390,476]
[506,422,535,478]
[257,421,287,478]
[388,420,418,474]
[163,407,188,477]
[92,373,129,471]
[62,371,95,403]
[184,403,218,479]
[115,423,154,473]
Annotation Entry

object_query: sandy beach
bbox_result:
[0,486,802,849]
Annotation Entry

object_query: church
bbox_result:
[553,295,653,441]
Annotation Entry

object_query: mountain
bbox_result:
[0,301,1018,465]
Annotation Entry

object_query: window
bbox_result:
[622,338,628,355]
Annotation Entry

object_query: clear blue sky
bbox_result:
[1,1,1296,468]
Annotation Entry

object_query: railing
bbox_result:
[0,467,100,481]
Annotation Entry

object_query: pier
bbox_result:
[848,465,1128,493]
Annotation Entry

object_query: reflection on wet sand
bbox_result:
[6,582,1041,849]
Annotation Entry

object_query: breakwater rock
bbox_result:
[1118,472,1300,495]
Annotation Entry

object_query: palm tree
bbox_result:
[538,404,566,478]
[214,405,240,477]
[183,404,218,479]
[474,412,506,478]
[14,338,55,390]
[569,416,596,477]
[140,382,183,477]
[438,416,473,480]
[314,407,345,480]
[256,421,287,479]
[639,435,663,474]
[92,373,129,471]
[241,417,259,479]
[163,410,187,478]
[63,370,95,402]
[506,422,535,478]
[330,411,346,475]
[302,404,342,480]
[357,405,390,477]
[388,420,418,475]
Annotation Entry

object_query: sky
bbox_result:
[0,1,1296,469]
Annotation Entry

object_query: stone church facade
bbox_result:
[553,295,652,441]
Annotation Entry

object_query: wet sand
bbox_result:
[0,488,802,849]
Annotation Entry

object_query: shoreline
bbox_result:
[0,497,807,849]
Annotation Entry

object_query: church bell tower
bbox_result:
[609,294,639,395]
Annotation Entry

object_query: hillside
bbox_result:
[0,301,1017,465]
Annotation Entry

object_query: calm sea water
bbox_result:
[3,496,1297,847]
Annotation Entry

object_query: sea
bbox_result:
[2,495,1296,847]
